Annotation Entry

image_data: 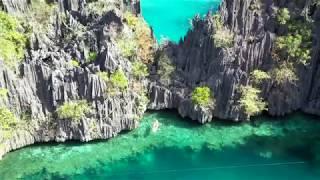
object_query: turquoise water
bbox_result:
[0,111,320,179]
[2,1,320,179]
[141,0,221,42]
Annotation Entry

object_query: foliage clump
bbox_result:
[70,59,80,67]
[124,12,139,29]
[56,100,91,121]
[117,12,155,64]
[110,69,129,91]
[274,11,312,65]
[88,52,97,63]
[132,61,148,79]
[97,69,129,95]
[191,86,214,108]
[0,107,17,141]
[271,63,298,85]
[277,8,290,25]
[238,85,267,119]
[136,93,149,113]
[212,14,234,48]
[158,54,175,84]
[0,88,8,99]
[117,37,137,58]
[251,70,270,84]
[0,11,27,69]
[275,33,311,65]
[134,20,155,64]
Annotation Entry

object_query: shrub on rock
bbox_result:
[191,86,214,108]
[56,100,91,121]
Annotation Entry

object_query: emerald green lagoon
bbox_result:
[0,111,320,179]
[141,0,221,42]
[1,1,320,179]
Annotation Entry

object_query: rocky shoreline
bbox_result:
[1,0,320,159]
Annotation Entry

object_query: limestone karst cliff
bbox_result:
[0,0,320,159]
[150,0,320,121]
[0,0,147,158]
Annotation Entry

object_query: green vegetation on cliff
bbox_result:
[191,86,214,108]
[158,54,175,84]
[110,69,129,91]
[97,69,130,95]
[132,61,149,79]
[276,8,290,25]
[124,12,139,29]
[0,11,27,69]
[0,107,17,142]
[0,88,8,99]
[212,14,234,48]
[239,85,267,119]
[56,100,91,121]
[70,59,80,67]
[118,11,155,64]
[88,52,97,63]
[251,70,271,84]
[117,36,137,59]
[271,63,298,85]
[275,9,312,65]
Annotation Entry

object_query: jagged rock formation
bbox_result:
[150,0,320,121]
[1,0,320,159]
[0,0,146,158]
[0,0,29,13]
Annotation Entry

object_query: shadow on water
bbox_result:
[13,111,319,150]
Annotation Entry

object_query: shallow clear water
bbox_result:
[0,111,320,179]
[141,0,221,42]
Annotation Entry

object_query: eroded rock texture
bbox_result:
[150,0,320,122]
[1,0,320,158]
[0,0,145,158]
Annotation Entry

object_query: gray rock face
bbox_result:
[0,0,146,158]
[57,0,86,12]
[149,0,320,122]
[1,0,320,159]
[1,0,28,13]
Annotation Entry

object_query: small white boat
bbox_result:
[152,120,160,133]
